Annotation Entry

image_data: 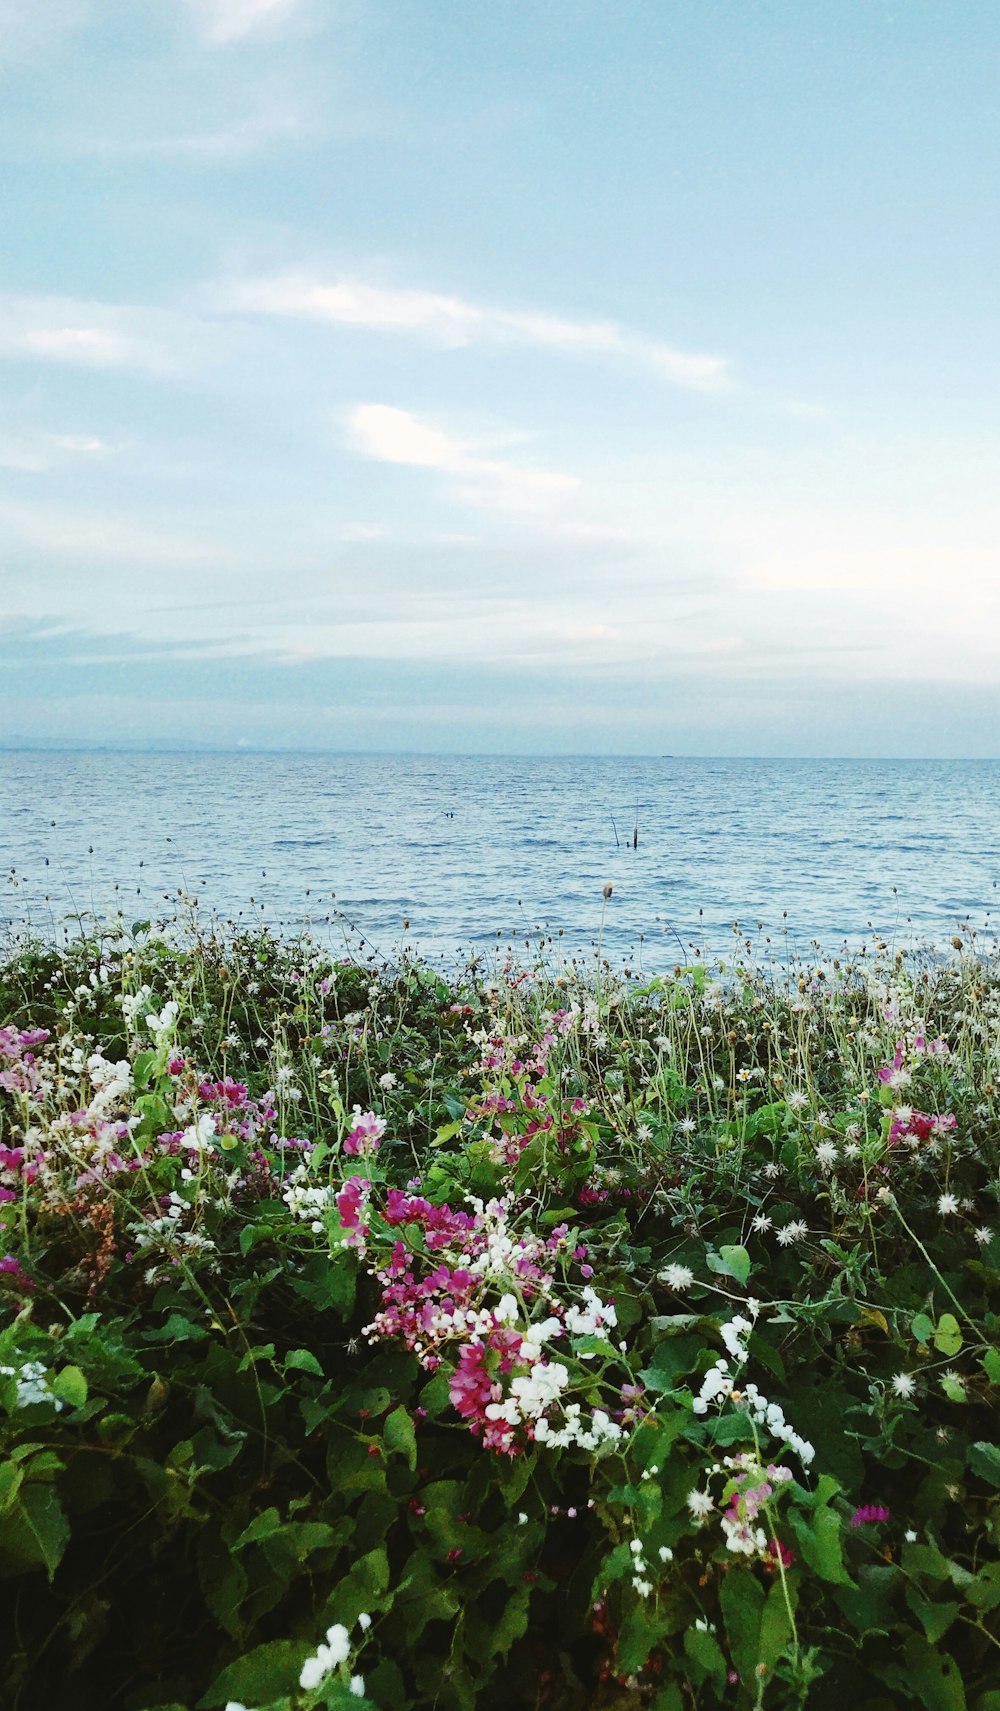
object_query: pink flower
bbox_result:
[850,1504,890,1527]
[343,1109,387,1156]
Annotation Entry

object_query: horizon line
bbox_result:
[2,744,998,763]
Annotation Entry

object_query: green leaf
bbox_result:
[1,1483,70,1581]
[758,1577,795,1670]
[683,1625,726,1688]
[789,1505,854,1586]
[143,1312,208,1345]
[198,1639,308,1707]
[895,1634,967,1711]
[906,1584,960,1643]
[234,1507,282,1548]
[432,1119,463,1147]
[720,1569,764,1681]
[934,1314,963,1357]
[284,1348,324,1377]
[982,1347,1000,1384]
[52,1365,88,1408]
[706,1244,751,1286]
[912,1312,935,1346]
[941,1372,967,1403]
[384,1404,417,1470]
[967,1442,1000,1489]
[966,1562,1000,1611]
[132,1049,156,1090]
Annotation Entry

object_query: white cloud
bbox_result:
[0,430,111,472]
[218,272,732,391]
[0,295,170,371]
[0,292,236,376]
[185,0,303,46]
[348,403,579,513]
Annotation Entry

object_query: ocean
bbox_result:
[2,752,998,970]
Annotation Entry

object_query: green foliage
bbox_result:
[0,920,998,1709]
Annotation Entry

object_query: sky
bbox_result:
[2,0,1000,755]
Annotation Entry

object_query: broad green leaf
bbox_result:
[912,1312,935,1346]
[759,1577,795,1670]
[982,1347,1000,1384]
[198,1639,308,1708]
[683,1625,726,1688]
[432,1119,463,1147]
[3,1483,70,1581]
[934,1314,963,1356]
[706,1244,751,1286]
[719,1568,764,1681]
[384,1404,417,1470]
[52,1365,87,1408]
[789,1505,854,1586]
[234,1507,282,1548]
[967,1442,1000,1489]
[906,1584,960,1643]
[284,1348,324,1377]
[966,1562,1000,1611]
[900,1634,966,1711]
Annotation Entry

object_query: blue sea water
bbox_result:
[2,752,999,969]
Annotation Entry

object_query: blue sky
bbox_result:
[2,0,999,754]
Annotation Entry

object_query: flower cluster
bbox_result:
[299,1613,370,1697]
[344,1183,624,1454]
[692,1312,815,1468]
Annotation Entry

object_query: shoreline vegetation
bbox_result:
[0,909,998,1710]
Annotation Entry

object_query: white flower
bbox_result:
[686,1488,715,1517]
[658,1544,674,1562]
[300,1655,327,1691]
[815,1141,838,1168]
[750,1212,772,1233]
[324,1624,352,1666]
[378,1071,397,1090]
[349,1678,366,1699]
[776,1220,808,1246]
[974,1226,992,1246]
[904,1529,918,1542]
[763,1161,782,1179]
[659,1263,695,1290]
[357,1612,372,1630]
[937,1193,960,1216]
[786,1090,809,1110]
[891,1372,916,1399]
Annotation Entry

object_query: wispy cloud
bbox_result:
[0,294,172,371]
[0,430,111,473]
[0,292,237,376]
[217,273,732,391]
[0,501,236,567]
[184,0,305,47]
[348,403,579,513]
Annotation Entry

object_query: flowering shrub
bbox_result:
[0,919,998,1710]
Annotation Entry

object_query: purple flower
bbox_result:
[850,1504,890,1528]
